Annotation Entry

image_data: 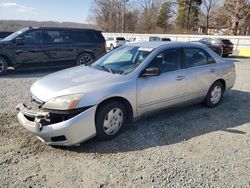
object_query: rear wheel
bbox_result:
[76,53,94,66]
[95,101,127,140]
[204,81,224,107]
[0,56,8,75]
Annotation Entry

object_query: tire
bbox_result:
[0,56,8,76]
[204,81,224,108]
[95,101,127,141]
[110,44,114,50]
[76,53,94,66]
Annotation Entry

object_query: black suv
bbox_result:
[0,27,106,75]
[199,38,234,57]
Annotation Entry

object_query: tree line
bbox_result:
[88,0,250,35]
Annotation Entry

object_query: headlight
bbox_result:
[42,93,83,111]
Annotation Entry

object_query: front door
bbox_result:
[137,48,187,116]
[15,30,47,67]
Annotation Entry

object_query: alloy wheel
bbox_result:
[79,55,93,66]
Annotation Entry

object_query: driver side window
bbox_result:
[147,48,181,73]
[23,30,43,44]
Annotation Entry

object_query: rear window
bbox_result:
[162,38,171,41]
[149,37,161,41]
[43,30,105,44]
[69,30,105,43]
[107,37,114,41]
[116,37,125,41]
[222,39,233,45]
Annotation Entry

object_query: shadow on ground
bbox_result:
[64,89,250,154]
[0,67,66,78]
[228,55,250,59]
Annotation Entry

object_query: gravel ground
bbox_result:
[0,58,250,188]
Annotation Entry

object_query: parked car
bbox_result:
[106,37,126,50]
[131,36,161,42]
[0,31,13,40]
[0,27,106,75]
[199,38,234,57]
[17,42,236,146]
[161,37,171,42]
[127,37,136,43]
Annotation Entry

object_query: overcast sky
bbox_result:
[0,0,93,23]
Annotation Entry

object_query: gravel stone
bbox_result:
[0,58,250,187]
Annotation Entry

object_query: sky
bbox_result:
[0,0,94,23]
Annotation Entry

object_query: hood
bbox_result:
[30,66,124,102]
[0,40,12,47]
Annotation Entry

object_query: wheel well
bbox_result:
[0,55,12,66]
[96,97,134,122]
[77,52,95,60]
[215,79,226,90]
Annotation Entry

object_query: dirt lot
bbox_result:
[0,58,250,188]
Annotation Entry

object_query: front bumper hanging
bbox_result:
[16,103,98,146]
[16,103,50,133]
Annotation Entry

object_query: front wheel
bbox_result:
[0,57,8,76]
[76,53,94,66]
[204,81,224,107]
[95,101,127,140]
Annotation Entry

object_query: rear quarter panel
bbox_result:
[217,59,236,90]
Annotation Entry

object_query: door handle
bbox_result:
[210,68,216,73]
[176,76,185,81]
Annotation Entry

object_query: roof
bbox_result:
[126,41,206,49]
[27,27,100,32]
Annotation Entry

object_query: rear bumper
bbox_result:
[17,104,97,146]
[222,47,233,55]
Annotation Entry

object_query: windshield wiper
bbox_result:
[96,64,114,74]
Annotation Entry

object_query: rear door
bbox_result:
[75,31,106,58]
[182,47,219,101]
[42,29,75,66]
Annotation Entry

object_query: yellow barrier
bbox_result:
[239,48,250,57]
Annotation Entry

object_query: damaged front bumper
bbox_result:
[16,103,97,146]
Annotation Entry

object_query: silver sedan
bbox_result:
[17,42,236,146]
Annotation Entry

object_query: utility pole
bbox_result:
[122,0,129,33]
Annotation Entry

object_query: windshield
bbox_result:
[2,27,29,41]
[91,45,153,75]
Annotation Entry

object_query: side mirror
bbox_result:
[16,37,24,45]
[141,67,161,77]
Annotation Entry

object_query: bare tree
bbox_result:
[221,0,250,35]
[201,0,217,34]
[135,0,163,33]
[89,0,124,32]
